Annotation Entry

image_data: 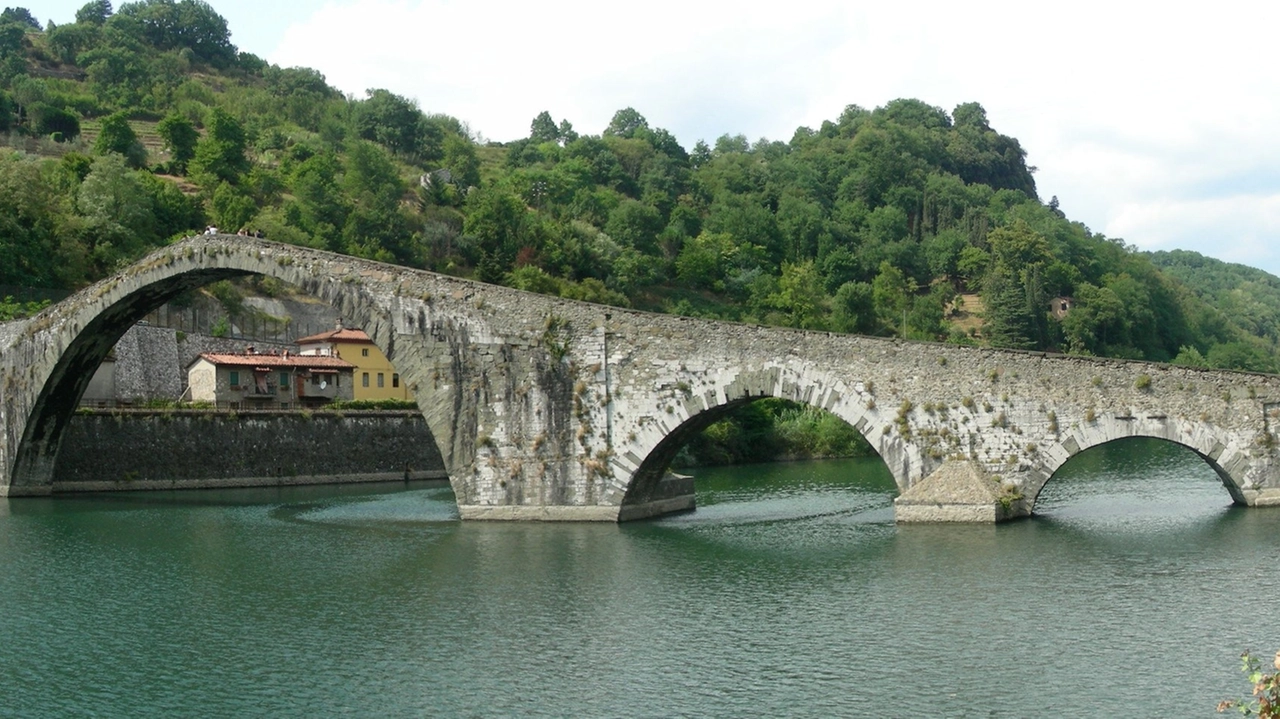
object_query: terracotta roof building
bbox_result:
[186,348,355,409]
[295,321,410,401]
[293,327,375,346]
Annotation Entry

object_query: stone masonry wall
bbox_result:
[108,325,297,404]
[113,324,182,400]
[52,410,446,491]
[7,234,1280,521]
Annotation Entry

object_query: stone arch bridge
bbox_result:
[3,234,1280,522]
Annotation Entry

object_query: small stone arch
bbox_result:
[1022,420,1247,510]
[4,236,452,498]
[616,365,897,512]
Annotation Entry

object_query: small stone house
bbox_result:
[1050,296,1074,320]
[186,349,355,409]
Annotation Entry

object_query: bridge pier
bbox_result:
[617,472,696,521]
[893,460,1031,523]
[1239,487,1280,507]
[0,484,51,497]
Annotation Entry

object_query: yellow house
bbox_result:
[294,321,410,401]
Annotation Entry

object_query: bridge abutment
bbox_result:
[1241,487,1280,507]
[0,483,51,497]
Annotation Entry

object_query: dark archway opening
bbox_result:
[18,269,450,503]
[621,397,893,519]
[671,397,873,468]
[1032,437,1237,524]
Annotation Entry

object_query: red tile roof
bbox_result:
[294,327,373,345]
[195,353,355,369]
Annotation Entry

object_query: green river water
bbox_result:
[3,437,1279,717]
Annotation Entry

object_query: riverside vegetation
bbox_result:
[4,1,1280,461]
[1219,651,1280,717]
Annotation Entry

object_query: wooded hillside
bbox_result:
[2,0,1273,374]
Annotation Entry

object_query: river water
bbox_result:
[3,438,1278,717]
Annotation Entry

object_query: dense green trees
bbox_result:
[93,111,146,166]
[31,104,80,140]
[155,111,195,171]
[76,1,114,26]
[0,7,39,31]
[355,89,438,161]
[674,398,871,466]
[0,153,67,286]
[0,3,1276,378]
[114,0,236,68]
[188,107,247,184]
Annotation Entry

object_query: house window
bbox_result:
[279,372,289,388]
[311,375,320,385]
[362,372,369,387]
[377,373,384,388]
[229,370,239,387]
[392,373,399,388]
[362,348,369,357]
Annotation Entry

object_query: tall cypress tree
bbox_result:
[983,267,1035,349]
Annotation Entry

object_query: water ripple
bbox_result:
[3,450,1279,716]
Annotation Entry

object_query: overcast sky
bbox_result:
[37,1,1280,276]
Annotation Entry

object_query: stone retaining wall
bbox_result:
[52,410,447,492]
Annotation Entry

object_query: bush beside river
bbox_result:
[674,399,873,467]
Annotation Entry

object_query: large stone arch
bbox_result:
[1,236,454,498]
[1022,418,1248,509]
[615,364,909,516]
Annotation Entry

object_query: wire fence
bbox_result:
[2,284,334,344]
[139,305,334,344]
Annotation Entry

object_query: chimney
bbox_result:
[335,317,343,330]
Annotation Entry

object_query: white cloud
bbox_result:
[268,0,1280,274]
[1110,194,1280,268]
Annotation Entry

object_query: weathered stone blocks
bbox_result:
[52,410,445,491]
[4,236,1280,522]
